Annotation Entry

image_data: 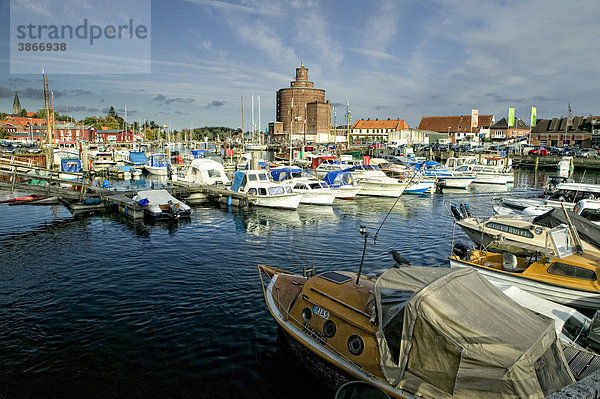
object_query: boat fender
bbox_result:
[460,203,471,218]
[453,242,471,259]
[450,204,463,220]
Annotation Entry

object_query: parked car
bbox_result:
[528,148,548,156]
[471,145,487,153]
[562,147,576,156]
[576,148,597,158]
[546,146,561,156]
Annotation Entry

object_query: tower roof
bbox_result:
[12,91,22,115]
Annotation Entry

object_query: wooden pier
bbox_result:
[0,158,252,220]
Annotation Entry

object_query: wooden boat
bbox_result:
[0,194,54,205]
[449,226,600,309]
[258,264,574,398]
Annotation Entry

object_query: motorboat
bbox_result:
[370,158,435,194]
[450,203,600,257]
[345,165,425,197]
[145,153,170,176]
[133,189,191,221]
[412,161,475,189]
[270,166,338,205]
[92,151,117,169]
[446,156,514,185]
[229,170,301,210]
[449,225,600,310]
[258,262,573,398]
[502,182,600,211]
[176,158,230,186]
[173,158,231,205]
[322,170,362,199]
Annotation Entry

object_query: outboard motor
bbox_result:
[450,204,463,220]
[460,203,472,218]
[453,242,472,259]
[167,200,181,220]
[435,179,446,193]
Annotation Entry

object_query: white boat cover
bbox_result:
[374,266,573,398]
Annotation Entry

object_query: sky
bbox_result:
[0,0,599,131]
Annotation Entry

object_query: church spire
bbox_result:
[12,91,22,115]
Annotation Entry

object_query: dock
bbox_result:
[0,158,251,219]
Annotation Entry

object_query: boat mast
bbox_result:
[241,96,245,152]
[258,94,261,146]
[251,93,255,144]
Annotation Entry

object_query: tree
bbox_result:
[20,109,27,117]
[108,106,117,117]
[0,126,8,139]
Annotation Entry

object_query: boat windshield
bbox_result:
[309,182,324,190]
[258,173,269,181]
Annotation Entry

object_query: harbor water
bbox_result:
[0,169,596,398]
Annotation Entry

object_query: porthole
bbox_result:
[348,335,364,356]
[323,320,336,338]
[301,307,312,322]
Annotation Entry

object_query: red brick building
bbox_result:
[270,64,331,144]
[418,115,495,143]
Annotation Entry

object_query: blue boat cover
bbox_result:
[230,171,245,192]
[323,170,353,187]
[60,158,81,173]
[270,166,303,182]
[129,151,149,165]
[192,149,209,158]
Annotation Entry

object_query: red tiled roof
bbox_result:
[351,119,409,130]
[4,116,47,126]
[417,115,494,132]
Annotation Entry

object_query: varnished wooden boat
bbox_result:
[258,264,574,398]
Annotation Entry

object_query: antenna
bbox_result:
[356,225,370,285]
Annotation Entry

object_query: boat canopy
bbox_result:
[60,158,81,173]
[150,153,169,167]
[128,151,149,165]
[309,156,338,170]
[374,266,572,398]
[230,171,245,192]
[270,166,304,182]
[323,170,353,187]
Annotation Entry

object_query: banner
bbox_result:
[471,109,478,128]
[530,107,537,127]
[362,155,370,165]
[508,108,515,127]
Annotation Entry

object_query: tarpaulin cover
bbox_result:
[60,158,81,173]
[323,170,353,187]
[128,151,149,166]
[374,266,573,398]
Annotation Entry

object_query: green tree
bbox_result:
[20,109,27,117]
[108,106,116,117]
[0,125,9,139]
[98,115,120,129]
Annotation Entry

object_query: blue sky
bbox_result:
[0,0,599,130]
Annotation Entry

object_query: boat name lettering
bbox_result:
[312,305,330,320]
[303,323,327,345]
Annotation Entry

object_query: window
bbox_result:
[258,188,267,195]
[208,169,221,178]
[547,262,597,281]
[486,222,534,238]
[268,186,284,195]
[258,173,268,181]
[247,188,257,195]
[248,174,257,181]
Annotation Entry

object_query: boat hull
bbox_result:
[262,273,410,399]
[334,186,361,200]
[436,176,474,189]
[145,166,168,176]
[298,190,338,205]
[356,181,409,197]
[251,193,302,210]
[449,258,600,309]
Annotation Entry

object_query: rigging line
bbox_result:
[373,165,422,241]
